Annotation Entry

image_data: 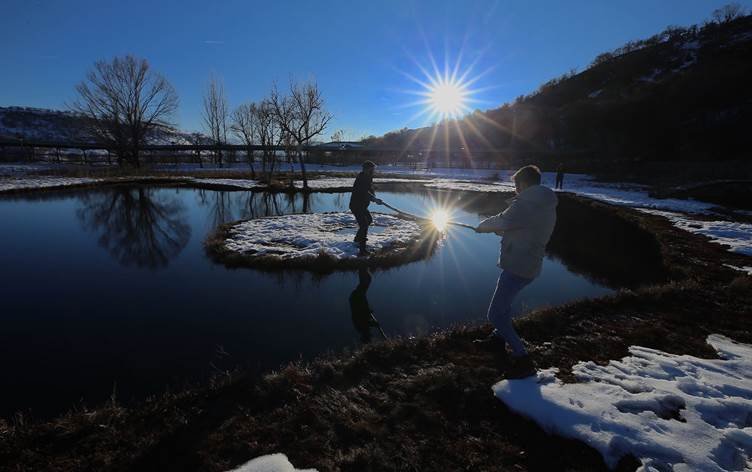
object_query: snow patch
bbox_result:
[190,178,260,189]
[640,209,752,256]
[0,176,102,193]
[226,453,317,472]
[423,180,515,193]
[223,212,424,261]
[588,89,603,99]
[293,177,431,190]
[723,264,752,275]
[565,181,718,214]
[494,334,752,471]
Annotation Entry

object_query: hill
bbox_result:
[0,106,194,145]
[365,14,752,170]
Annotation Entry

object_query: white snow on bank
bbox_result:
[559,177,718,214]
[0,163,51,176]
[494,334,752,471]
[292,177,431,190]
[190,178,260,189]
[724,264,752,275]
[423,179,515,193]
[640,209,752,256]
[223,212,423,261]
[0,176,102,192]
[226,453,317,472]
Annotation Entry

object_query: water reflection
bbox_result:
[195,190,315,226]
[76,187,191,269]
[349,267,386,343]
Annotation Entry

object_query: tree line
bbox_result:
[70,56,332,186]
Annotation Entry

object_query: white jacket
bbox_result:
[476,184,558,279]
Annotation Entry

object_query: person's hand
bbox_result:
[374,198,384,205]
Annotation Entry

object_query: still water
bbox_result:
[0,186,612,418]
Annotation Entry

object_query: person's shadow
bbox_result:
[349,267,386,343]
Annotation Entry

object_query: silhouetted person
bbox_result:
[474,165,558,377]
[349,161,383,256]
[555,164,565,190]
[349,267,383,343]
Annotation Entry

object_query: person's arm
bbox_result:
[368,180,383,204]
[475,199,526,234]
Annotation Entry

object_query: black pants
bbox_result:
[351,207,372,245]
[555,174,564,189]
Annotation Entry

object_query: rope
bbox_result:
[377,200,476,230]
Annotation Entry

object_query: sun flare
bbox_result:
[431,209,451,231]
[398,48,490,124]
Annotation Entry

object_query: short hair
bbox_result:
[362,160,376,169]
[512,165,541,186]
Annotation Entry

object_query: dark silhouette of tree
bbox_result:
[70,55,179,167]
[76,188,191,269]
[230,103,258,176]
[269,78,332,188]
[202,76,228,167]
[712,3,746,24]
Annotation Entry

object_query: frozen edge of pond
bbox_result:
[205,211,441,272]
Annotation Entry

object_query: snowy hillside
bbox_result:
[0,106,195,145]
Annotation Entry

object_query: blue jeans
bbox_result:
[487,270,533,356]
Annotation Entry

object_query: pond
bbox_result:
[0,185,614,419]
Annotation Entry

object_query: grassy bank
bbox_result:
[1,194,750,471]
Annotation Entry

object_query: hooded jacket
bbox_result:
[476,184,558,279]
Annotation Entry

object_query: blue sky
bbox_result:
[2,0,751,139]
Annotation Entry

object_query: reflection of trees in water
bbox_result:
[77,187,191,269]
[196,190,314,226]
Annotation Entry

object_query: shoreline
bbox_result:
[0,174,750,470]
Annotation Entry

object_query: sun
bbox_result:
[397,48,489,124]
[427,80,468,118]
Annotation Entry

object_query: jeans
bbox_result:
[487,270,533,356]
[352,207,372,245]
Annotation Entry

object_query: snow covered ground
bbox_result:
[494,334,752,471]
[223,212,424,262]
[640,209,752,256]
[295,177,432,190]
[0,163,51,176]
[0,176,102,192]
[226,453,316,472]
[423,180,515,193]
[190,178,261,189]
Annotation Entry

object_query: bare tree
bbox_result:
[255,99,282,181]
[712,3,746,23]
[270,78,332,187]
[70,55,178,167]
[189,132,204,168]
[330,129,345,142]
[202,76,228,168]
[230,103,258,177]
